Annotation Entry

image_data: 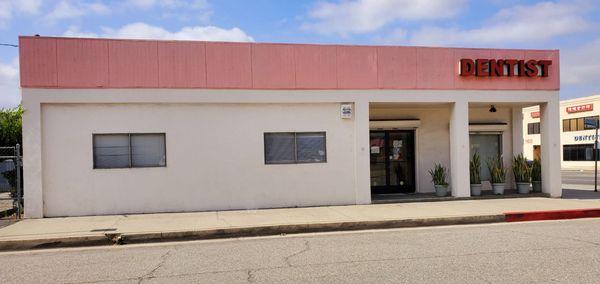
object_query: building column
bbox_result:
[540,99,562,197]
[450,101,470,197]
[22,96,44,218]
[512,107,524,157]
[354,100,371,204]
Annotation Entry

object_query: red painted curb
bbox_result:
[504,208,600,222]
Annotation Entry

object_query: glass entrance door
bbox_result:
[370,130,416,194]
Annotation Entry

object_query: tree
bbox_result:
[0,105,23,202]
[0,105,22,146]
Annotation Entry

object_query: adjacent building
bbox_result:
[19,36,562,218]
[524,94,600,170]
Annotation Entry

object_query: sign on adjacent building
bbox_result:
[566,104,593,113]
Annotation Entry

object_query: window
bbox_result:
[563,116,599,132]
[93,133,166,169]
[563,144,599,161]
[264,132,326,164]
[527,122,540,135]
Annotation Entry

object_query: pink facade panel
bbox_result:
[336,46,378,89]
[416,47,455,89]
[158,42,207,88]
[19,37,57,87]
[19,36,559,91]
[206,42,252,88]
[294,45,337,89]
[377,46,417,89]
[252,44,295,88]
[108,40,159,88]
[56,38,109,88]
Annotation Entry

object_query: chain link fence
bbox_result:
[0,145,22,219]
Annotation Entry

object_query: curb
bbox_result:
[0,214,504,251]
[2,209,600,252]
[504,208,600,222]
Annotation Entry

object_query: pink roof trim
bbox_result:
[18,36,559,91]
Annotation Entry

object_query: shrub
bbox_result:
[428,163,448,186]
[470,152,481,184]
[531,158,541,182]
[486,156,507,184]
[512,153,532,183]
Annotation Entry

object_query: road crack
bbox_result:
[284,239,310,267]
[137,250,172,283]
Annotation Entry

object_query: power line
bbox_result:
[0,43,18,47]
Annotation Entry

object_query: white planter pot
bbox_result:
[492,183,505,195]
[434,184,448,197]
[516,182,530,194]
[470,184,482,196]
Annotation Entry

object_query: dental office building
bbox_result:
[523,94,600,170]
[19,36,562,218]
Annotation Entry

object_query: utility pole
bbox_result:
[594,116,599,193]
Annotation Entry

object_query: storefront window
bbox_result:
[264,132,326,164]
[469,134,502,181]
[563,144,600,161]
[93,133,166,169]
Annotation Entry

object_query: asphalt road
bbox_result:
[1,219,600,283]
[562,169,598,185]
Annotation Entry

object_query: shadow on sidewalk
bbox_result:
[562,189,600,200]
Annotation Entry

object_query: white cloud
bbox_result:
[0,57,21,108]
[0,0,43,27]
[44,0,110,22]
[125,0,211,22]
[303,0,467,36]
[64,22,254,42]
[562,38,600,86]
[126,0,209,9]
[409,1,591,46]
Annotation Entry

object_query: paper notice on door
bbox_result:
[393,140,402,147]
[370,146,380,154]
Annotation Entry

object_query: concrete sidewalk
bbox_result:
[1,197,600,251]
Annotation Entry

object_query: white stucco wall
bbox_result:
[41,103,357,217]
[22,88,561,217]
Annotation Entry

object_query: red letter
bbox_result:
[504,59,517,77]
[537,60,552,77]
[525,60,537,77]
[476,59,489,76]
[517,60,526,77]
[489,59,504,76]
[460,59,474,76]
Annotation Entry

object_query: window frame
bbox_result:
[93,133,167,169]
[562,116,600,132]
[263,132,327,165]
[527,122,540,135]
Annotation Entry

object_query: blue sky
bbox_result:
[1,0,599,107]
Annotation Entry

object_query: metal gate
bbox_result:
[0,145,22,219]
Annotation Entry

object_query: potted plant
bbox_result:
[470,152,482,196]
[487,156,507,195]
[531,158,542,192]
[428,163,449,197]
[512,154,532,194]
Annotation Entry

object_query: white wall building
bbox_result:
[19,36,562,218]
[523,94,600,170]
